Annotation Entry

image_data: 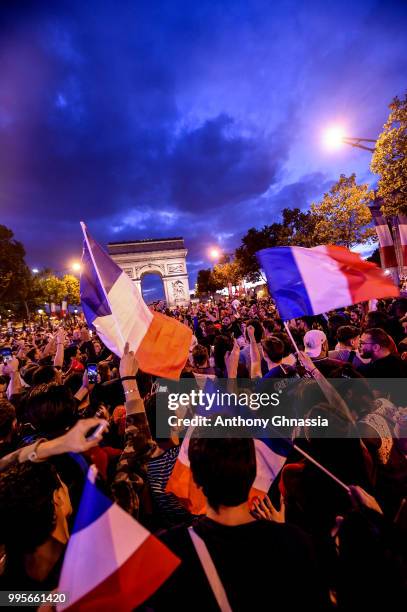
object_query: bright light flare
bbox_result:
[322,126,346,150]
[209,247,221,260]
[71,262,82,272]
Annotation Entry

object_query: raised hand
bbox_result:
[225,337,240,377]
[251,494,285,523]
[119,341,139,378]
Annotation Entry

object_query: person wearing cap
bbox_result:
[303,329,354,377]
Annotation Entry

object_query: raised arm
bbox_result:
[53,327,65,369]
[112,343,159,517]
[4,357,22,399]
[0,418,105,473]
[248,325,262,379]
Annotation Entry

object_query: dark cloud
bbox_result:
[169,114,288,212]
[0,0,406,301]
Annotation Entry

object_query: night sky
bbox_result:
[1,0,406,300]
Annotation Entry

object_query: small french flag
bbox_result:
[57,467,180,611]
[257,244,399,321]
[166,433,286,515]
[80,223,192,379]
[396,214,407,269]
[371,207,398,269]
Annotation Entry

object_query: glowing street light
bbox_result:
[322,126,346,150]
[37,309,44,315]
[209,247,221,260]
[32,268,39,274]
[71,262,82,273]
[322,125,376,152]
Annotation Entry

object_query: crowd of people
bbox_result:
[0,292,406,610]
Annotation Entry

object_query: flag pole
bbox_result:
[282,319,352,491]
[80,222,126,351]
[292,443,351,493]
[283,321,300,353]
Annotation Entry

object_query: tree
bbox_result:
[212,260,242,289]
[310,174,375,248]
[371,93,407,215]
[0,225,31,303]
[61,274,80,305]
[235,208,318,282]
[35,274,68,307]
[196,269,223,296]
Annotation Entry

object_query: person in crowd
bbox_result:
[239,318,263,373]
[328,325,367,369]
[149,435,328,610]
[1,292,407,608]
[191,344,216,376]
[358,327,407,379]
[0,399,17,459]
[303,330,353,377]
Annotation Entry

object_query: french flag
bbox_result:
[57,467,180,611]
[166,432,286,515]
[257,244,399,321]
[396,214,407,269]
[80,223,192,379]
[371,206,398,269]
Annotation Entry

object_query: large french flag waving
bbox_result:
[257,244,399,321]
[80,223,192,379]
[57,467,179,611]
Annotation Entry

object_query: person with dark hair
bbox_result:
[358,328,407,379]
[150,436,326,610]
[32,365,59,386]
[25,347,41,365]
[327,312,350,348]
[262,318,275,336]
[0,399,17,458]
[262,336,284,366]
[0,462,72,590]
[328,325,366,369]
[22,383,78,438]
[213,334,234,377]
[220,314,242,338]
[191,344,215,376]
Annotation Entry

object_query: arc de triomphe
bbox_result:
[108,237,190,308]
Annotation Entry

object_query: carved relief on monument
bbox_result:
[123,268,133,278]
[172,280,185,299]
[167,263,184,274]
[135,263,165,279]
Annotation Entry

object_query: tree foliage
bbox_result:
[0,225,31,304]
[196,268,223,295]
[212,260,242,288]
[61,274,81,305]
[235,208,318,281]
[310,174,375,248]
[34,273,80,307]
[371,93,407,215]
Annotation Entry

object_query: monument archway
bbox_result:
[108,237,190,308]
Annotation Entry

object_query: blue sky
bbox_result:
[1,0,406,299]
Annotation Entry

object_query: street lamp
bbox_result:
[32,268,39,274]
[71,262,82,273]
[322,126,376,152]
[209,247,221,261]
